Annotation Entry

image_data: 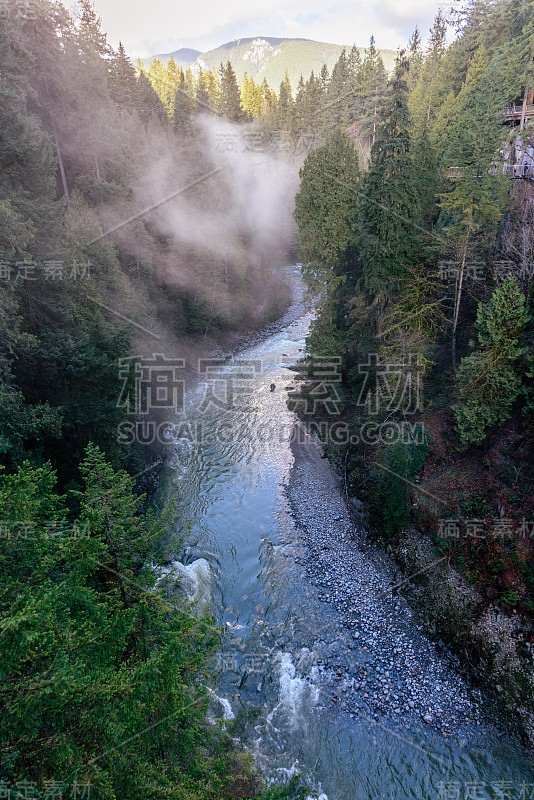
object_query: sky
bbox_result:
[87,0,454,59]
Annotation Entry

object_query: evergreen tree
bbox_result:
[205,67,221,111]
[241,70,255,115]
[294,128,360,354]
[196,69,211,113]
[0,45,59,248]
[109,41,138,112]
[147,56,166,106]
[0,447,267,797]
[413,124,439,228]
[357,36,388,148]
[298,71,323,133]
[276,72,293,131]
[136,70,167,125]
[219,61,244,121]
[347,46,363,123]
[326,49,351,129]
[294,129,360,301]
[0,287,62,467]
[184,66,196,95]
[454,277,529,446]
[161,55,180,117]
[410,10,448,131]
[357,53,421,309]
[407,26,424,88]
[319,62,330,92]
[438,44,507,370]
[76,0,111,61]
[173,72,194,136]
[260,77,275,118]
[294,74,307,134]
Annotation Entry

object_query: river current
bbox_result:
[156,266,534,800]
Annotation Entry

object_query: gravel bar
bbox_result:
[285,426,497,743]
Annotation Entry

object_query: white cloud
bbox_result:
[91,0,451,58]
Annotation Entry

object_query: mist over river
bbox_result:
[155,266,534,800]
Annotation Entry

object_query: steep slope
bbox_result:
[147,37,398,88]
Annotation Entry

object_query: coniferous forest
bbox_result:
[0,1,297,795]
[2,0,534,796]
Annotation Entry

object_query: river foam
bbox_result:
[266,650,320,732]
[155,558,212,610]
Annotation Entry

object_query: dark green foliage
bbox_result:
[412,125,439,228]
[109,42,139,113]
[276,72,294,131]
[454,276,529,447]
[407,26,423,88]
[325,49,350,128]
[173,72,194,134]
[0,4,311,793]
[357,53,421,299]
[291,0,534,592]
[0,0,291,483]
[294,128,360,286]
[294,128,360,355]
[368,432,430,537]
[0,285,62,467]
[410,10,448,131]
[136,71,167,124]
[354,37,388,148]
[0,446,267,798]
[294,70,323,134]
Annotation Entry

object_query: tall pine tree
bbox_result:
[357,53,421,314]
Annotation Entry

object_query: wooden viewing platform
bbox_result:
[499,104,534,122]
[504,163,534,179]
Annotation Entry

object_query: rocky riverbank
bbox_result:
[387,528,534,748]
[285,426,516,746]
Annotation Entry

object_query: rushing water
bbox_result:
[157,266,534,800]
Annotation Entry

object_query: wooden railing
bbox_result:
[499,104,534,120]
[504,164,534,179]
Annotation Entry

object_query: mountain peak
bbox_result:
[242,39,282,66]
[146,37,398,89]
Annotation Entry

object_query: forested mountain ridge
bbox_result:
[146,36,398,90]
[145,35,393,161]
